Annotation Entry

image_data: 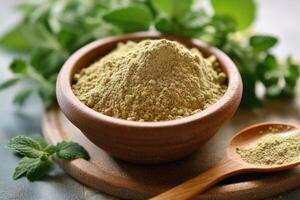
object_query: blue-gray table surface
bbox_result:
[0,0,299,199]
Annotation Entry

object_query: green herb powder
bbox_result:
[237,131,300,166]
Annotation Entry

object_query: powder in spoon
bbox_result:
[236,131,300,166]
[72,39,227,121]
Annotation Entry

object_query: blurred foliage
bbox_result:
[0,0,299,108]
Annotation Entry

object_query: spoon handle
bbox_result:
[150,159,245,200]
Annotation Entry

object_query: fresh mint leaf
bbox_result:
[7,134,90,182]
[6,136,44,158]
[250,35,278,52]
[285,57,300,83]
[30,48,67,77]
[13,157,35,180]
[13,87,34,106]
[257,54,279,87]
[43,145,57,155]
[257,55,300,99]
[9,59,29,74]
[14,156,52,181]
[222,38,263,108]
[155,17,177,34]
[56,141,90,160]
[281,57,300,97]
[9,57,57,107]
[0,23,32,51]
[21,23,61,50]
[30,134,48,148]
[155,10,208,38]
[257,54,282,99]
[211,0,256,30]
[0,78,21,90]
[103,5,153,32]
[202,16,237,47]
[26,157,52,181]
[151,0,194,19]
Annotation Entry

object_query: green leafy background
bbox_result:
[0,0,299,109]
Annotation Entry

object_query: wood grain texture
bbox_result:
[42,95,300,200]
[150,159,245,200]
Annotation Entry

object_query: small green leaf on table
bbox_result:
[13,157,36,180]
[56,141,90,160]
[5,136,44,158]
[6,135,90,182]
[26,157,52,181]
[13,157,52,181]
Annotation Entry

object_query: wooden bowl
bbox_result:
[56,32,243,163]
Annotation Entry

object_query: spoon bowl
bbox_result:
[228,122,300,171]
[152,122,300,200]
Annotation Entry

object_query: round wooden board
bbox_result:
[43,96,300,200]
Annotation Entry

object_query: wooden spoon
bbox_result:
[151,122,300,200]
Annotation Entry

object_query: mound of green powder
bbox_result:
[72,39,227,121]
[236,131,300,166]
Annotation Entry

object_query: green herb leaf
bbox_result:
[6,136,44,158]
[257,54,300,99]
[281,57,300,97]
[155,10,208,38]
[43,145,57,155]
[56,141,90,160]
[13,87,34,106]
[13,157,35,180]
[103,5,153,32]
[7,134,90,182]
[26,157,52,181]
[30,134,48,148]
[9,58,29,74]
[201,16,237,47]
[151,0,194,19]
[155,17,177,34]
[257,54,279,87]
[13,157,52,181]
[211,0,256,30]
[250,35,278,52]
[0,78,21,90]
[30,48,67,77]
[21,23,61,50]
[0,23,32,51]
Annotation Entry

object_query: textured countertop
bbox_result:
[0,0,299,199]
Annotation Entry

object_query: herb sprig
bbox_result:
[5,135,89,181]
[0,0,299,108]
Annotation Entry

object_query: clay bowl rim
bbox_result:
[57,32,242,128]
